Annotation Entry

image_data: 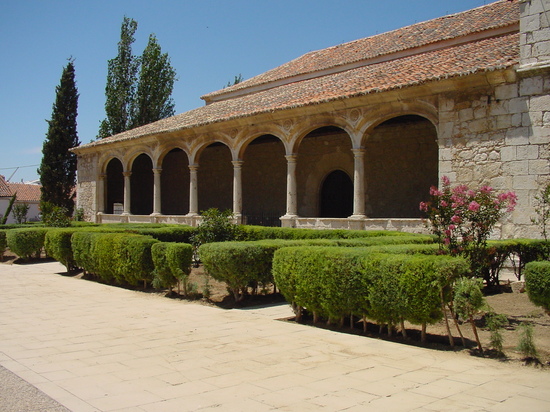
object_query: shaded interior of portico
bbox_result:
[364,115,438,218]
[297,126,354,217]
[131,154,154,215]
[242,135,286,226]
[105,158,124,214]
[197,142,232,212]
[161,148,189,215]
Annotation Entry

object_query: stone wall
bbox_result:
[439,72,550,238]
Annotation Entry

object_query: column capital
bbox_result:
[351,148,366,156]
[152,168,162,174]
[231,160,244,168]
[123,171,132,178]
[189,164,199,172]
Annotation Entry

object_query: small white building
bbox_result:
[0,175,41,224]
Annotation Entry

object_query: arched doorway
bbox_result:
[296,126,353,217]
[105,158,123,214]
[320,170,353,218]
[130,154,153,215]
[365,115,438,218]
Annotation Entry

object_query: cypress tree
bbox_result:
[38,59,79,216]
[98,16,139,139]
[132,34,176,128]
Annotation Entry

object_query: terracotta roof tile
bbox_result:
[0,175,11,197]
[7,183,42,203]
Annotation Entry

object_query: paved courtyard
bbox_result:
[0,260,549,411]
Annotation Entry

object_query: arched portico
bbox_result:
[364,115,438,218]
[104,157,124,214]
[160,148,190,215]
[197,142,233,212]
[130,154,154,215]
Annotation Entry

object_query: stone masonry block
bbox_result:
[529,159,550,174]
[500,146,517,162]
[520,78,543,96]
[535,41,550,58]
[529,126,550,144]
[503,160,529,175]
[513,175,538,190]
[505,127,530,145]
[517,144,539,160]
[530,94,550,111]
[495,84,518,100]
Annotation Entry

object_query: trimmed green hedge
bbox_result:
[199,235,435,301]
[71,232,159,286]
[0,230,6,259]
[272,246,469,329]
[45,228,79,271]
[524,261,550,312]
[6,228,48,259]
[151,242,193,293]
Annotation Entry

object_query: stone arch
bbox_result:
[296,125,354,217]
[241,134,287,226]
[130,153,154,215]
[197,141,233,212]
[320,170,353,218]
[160,148,190,215]
[104,157,124,214]
[363,114,438,218]
[291,117,355,154]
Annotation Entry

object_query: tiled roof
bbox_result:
[0,175,12,197]
[203,0,519,101]
[7,183,42,203]
[77,0,519,150]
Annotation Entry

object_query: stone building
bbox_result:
[73,0,550,238]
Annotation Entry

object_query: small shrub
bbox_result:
[6,228,48,259]
[41,202,71,227]
[192,208,241,247]
[485,311,508,356]
[524,261,550,312]
[152,242,193,294]
[453,277,485,352]
[517,322,538,359]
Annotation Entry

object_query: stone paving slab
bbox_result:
[0,261,549,411]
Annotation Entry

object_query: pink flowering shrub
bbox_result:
[420,176,517,284]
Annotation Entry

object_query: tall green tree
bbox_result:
[132,34,176,128]
[98,18,177,138]
[98,16,139,139]
[38,59,79,216]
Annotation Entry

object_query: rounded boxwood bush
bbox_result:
[6,228,48,259]
[524,261,550,312]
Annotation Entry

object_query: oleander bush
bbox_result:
[6,228,48,259]
[151,242,193,294]
[524,261,550,312]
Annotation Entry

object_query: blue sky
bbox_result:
[0,0,490,183]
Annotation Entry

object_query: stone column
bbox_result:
[232,160,243,221]
[187,164,199,216]
[152,168,162,215]
[284,154,298,217]
[350,148,366,218]
[122,171,132,215]
[97,173,106,214]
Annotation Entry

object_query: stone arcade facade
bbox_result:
[74,0,550,238]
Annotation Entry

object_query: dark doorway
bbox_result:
[320,170,353,218]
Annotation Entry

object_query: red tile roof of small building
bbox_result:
[77,0,519,150]
[6,182,42,203]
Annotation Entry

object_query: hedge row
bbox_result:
[5,228,48,259]
[199,235,435,301]
[0,230,6,260]
[151,242,193,294]
[272,246,469,331]
[524,261,550,312]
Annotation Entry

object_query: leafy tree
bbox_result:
[98,17,139,139]
[225,73,243,88]
[12,203,29,224]
[38,59,79,217]
[132,34,176,128]
[98,18,177,138]
[453,277,485,352]
[1,193,17,225]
